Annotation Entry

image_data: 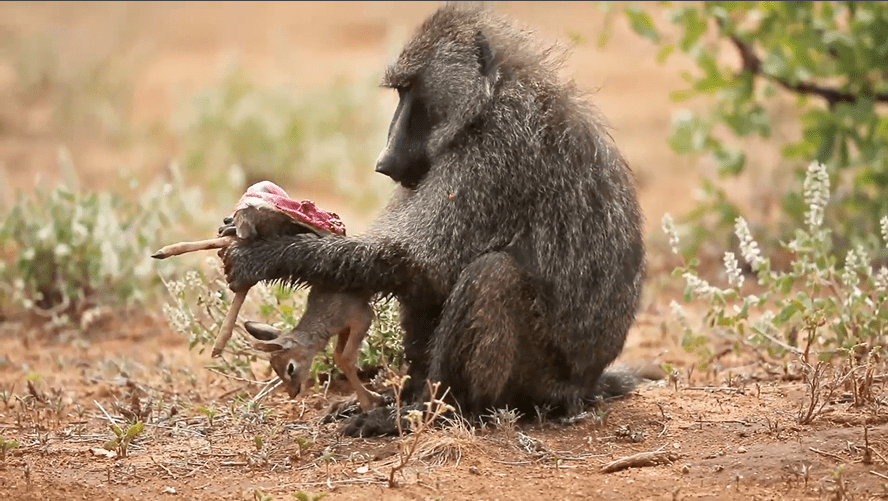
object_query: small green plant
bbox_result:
[665,161,887,368]
[483,406,523,440]
[0,385,13,408]
[0,437,20,462]
[294,437,314,460]
[103,420,143,458]
[253,489,273,501]
[360,297,405,370]
[825,464,849,500]
[195,405,217,428]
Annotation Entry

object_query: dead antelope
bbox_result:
[152,181,382,411]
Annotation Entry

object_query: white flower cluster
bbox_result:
[874,267,888,291]
[723,251,744,289]
[661,213,681,255]
[734,217,766,273]
[669,300,691,332]
[802,161,829,230]
[162,302,192,335]
[840,245,867,289]
[881,216,888,248]
[683,272,719,299]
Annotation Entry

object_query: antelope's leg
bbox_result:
[212,288,248,358]
[151,236,234,259]
[334,328,383,412]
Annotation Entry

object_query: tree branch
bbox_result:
[722,28,888,107]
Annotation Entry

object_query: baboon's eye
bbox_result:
[287,362,296,377]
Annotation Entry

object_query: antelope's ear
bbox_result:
[251,340,285,353]
[244,321,281,341]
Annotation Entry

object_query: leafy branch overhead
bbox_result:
[604,2,888,255]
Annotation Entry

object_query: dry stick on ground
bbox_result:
[152,235,241,357]
[600,448,680,474]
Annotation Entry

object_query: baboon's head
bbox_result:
[375,4,505,188]
[245,321,314,399]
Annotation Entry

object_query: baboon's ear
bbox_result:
[475,31,495,77]
[244,321,281,341]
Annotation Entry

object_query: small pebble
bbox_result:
[469,466,479,475]
[738,446,747,453]
[681,465,690,474]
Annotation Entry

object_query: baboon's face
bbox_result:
[375,84,433,189]
[375,9,498,189]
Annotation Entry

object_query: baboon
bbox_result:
[219,3,646,436]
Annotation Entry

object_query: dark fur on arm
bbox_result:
[220,232,427,298]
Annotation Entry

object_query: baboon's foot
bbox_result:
[321,399,362,424]
[338,403,421,438]
[321,392,394,425]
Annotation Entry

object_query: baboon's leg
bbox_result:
[398,301,442,403]
[427,252,536,416]
[333,316,382,412]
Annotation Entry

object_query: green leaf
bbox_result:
[775,302,801,324]
[125,421,143,440]
[625,4,660,43]
[656,44,675,64]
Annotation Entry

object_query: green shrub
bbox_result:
[666,161,887,368]
[0,159,202,326]
[605,2,888,258]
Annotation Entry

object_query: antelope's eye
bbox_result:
[287,362,296,377]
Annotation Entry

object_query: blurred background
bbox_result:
[0,1,714,236]
[1,1,885,344]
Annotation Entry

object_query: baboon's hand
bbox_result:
[217,238,262,293]
[217,216,236,237]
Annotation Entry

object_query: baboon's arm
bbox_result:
[220,233,435,300]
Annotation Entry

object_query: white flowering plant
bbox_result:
[665,161,888,368]
[0,164,201,327]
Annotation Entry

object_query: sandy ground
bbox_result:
[0,2,886,500]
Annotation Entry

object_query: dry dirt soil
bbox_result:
[0,2,887,501]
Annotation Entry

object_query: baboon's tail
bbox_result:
[595,362,665,399]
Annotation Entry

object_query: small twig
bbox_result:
[600,448,680,473]
[756,330,803,356]
[276,477,387,489]
[205,368,270,385]
[220,461,249,467]
[151,456,177,480]
[683,386,747,394]
[870,470,888,481]
[93,400,121,425]
[251,378,283,403]
[809,447,846,463]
